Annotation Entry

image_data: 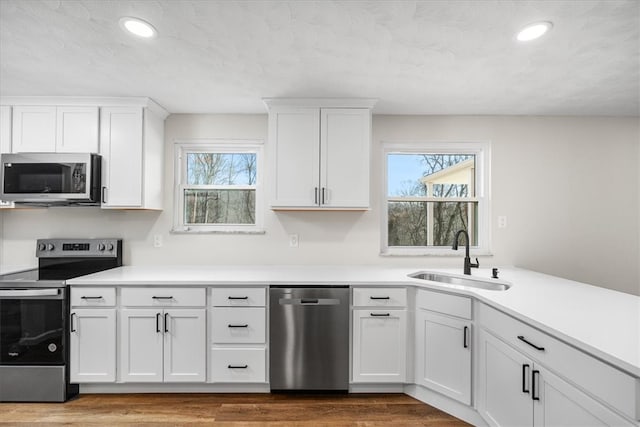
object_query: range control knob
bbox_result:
[107,243,114,251]
[38,243,46,251]
[98,243,106,251]
[46,244,55,251]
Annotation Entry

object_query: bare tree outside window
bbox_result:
[184,153,257,225]
[387,154,477,247]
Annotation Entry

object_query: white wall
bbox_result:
[1,114,638,295]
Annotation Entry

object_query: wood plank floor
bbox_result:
[0,393,471,426]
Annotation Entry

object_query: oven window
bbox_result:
[3,162,87,194]
[0,299,65,365]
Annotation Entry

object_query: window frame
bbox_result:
[381,141,491,256]
[173,139,264,234]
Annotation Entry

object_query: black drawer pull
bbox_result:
[370,296,390,300]
[228,364,248,369]
[228,324,249,328]
[152,296,173,300]
[370,313,390,317]
[518,335,545,351]
[228,296,249,300]
[532,370,540,401]
[522,364,530,394]
[81,296,103,299]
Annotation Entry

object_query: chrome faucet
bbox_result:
[452,229,479,275]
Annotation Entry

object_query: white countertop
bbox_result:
[68,265,640,378]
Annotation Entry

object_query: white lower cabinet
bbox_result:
[120,308,206,383]
[415,310,471,404]
[477,329,634,427]
[70,308,116,383]
[210,287,267,383]
[352,308,407,382]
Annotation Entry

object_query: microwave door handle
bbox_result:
[0,289,63,299]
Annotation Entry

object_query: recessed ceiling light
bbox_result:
[119,17,157,39]
[516,21,552,42]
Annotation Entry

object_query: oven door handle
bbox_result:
[0,289,62,299]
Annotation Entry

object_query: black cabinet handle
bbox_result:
[522,364,530,394]
[532,370,540,401]
[321,187,326,204]
[70,312,77,332]
[228,296,248,300]
[164,313,169,333]
[314,187,318,204]
[156,313,161,333]
[228,365,248,369]
[369,296,390,300]
[518,335,545,351]
[152,296,173,300]
[370,313,390,317]
[463,326,469,348]
[228,324,249,328]
[81,296,103,299]
[102,186,107,204]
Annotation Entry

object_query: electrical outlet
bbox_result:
[153,234,163,247]
[498,216,507,229]
[289,234,299,248]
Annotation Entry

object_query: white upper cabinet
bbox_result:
[56,106,99,152]
[11,105,99,153]
[265,99,375,210]
[99,104,166,210]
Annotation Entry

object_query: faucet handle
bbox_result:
[471,258,480,269]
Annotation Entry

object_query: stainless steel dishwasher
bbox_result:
[269,286,350,391]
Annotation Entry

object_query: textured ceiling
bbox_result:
[0,0,638,115]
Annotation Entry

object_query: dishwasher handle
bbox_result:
[279,298,341,306]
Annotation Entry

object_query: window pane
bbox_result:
[387,154,475,197]
[187,153,257,185]
[184,189,255,224]
[388,201,477,247]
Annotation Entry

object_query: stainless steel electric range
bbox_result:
[0,238,122,402]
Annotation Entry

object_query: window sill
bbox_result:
[171,228,266,235]
[380,249,493,257]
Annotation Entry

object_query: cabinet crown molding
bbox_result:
[0,96,169,119]
[262,98,377,110]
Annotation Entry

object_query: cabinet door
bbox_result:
[100,107,143,207]
[269,107,320,207]
[56,106,99,153]
[533,366,635,427]
[119,309,163,382]
[163,309,206,382]
[320,108,370,208]
[70,309,116,383]
[11,106,56,152]
[416,310,471,404]
[352,309,406,383]
[0,105,11,153]
[477,329,533,427]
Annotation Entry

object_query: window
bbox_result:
[382,142,490,255]
[174,140,263,233]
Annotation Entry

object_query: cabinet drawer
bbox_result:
[212,288,266,307]
[121,288,205,307]
[210,348,266,383]
[211,307,266,344]
[353,287,407,307]
[71,287,116,307]
[478,303,638,420]
[416,289,471,319]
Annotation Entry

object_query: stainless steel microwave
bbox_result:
[0,153,101,205]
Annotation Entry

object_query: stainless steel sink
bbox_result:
[408,271,511,291]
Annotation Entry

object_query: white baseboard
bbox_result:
[79,383,270,394]
[349,383,404,393]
